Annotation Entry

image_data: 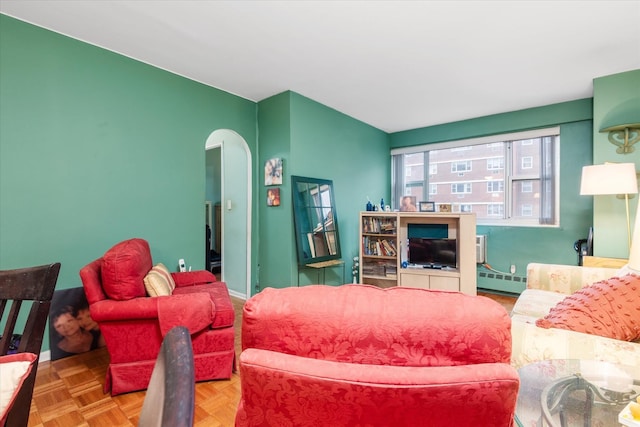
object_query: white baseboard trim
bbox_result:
[228,289,247,300]
[39,350,51,363]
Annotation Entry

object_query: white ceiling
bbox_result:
[1,1,639,133]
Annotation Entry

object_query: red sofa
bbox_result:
[236,284,519,427]
[79,238,235,395]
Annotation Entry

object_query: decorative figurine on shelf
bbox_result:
[366,197,373,212]
[352,256,359,283]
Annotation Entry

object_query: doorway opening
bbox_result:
[205,130,252,299]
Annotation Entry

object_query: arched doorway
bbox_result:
[205,129,251,298]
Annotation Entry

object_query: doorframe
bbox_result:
[205,129,252,299]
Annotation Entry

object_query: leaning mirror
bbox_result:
[291,176,341,265]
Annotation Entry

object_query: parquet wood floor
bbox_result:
[26,292,514,427]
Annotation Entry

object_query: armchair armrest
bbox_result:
[526,263,619,294]
[89,293,216,337]
[89,298,161,322]
[171,270,218,287]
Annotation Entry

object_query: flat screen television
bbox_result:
[408,238,457,268]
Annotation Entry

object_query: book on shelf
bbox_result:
[362,236,397,257]
[362,216,397,234]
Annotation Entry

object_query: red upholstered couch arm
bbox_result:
[88,298,163,322]
[171,270,218,287]
[242,284,513,366]
[236,348,520,427]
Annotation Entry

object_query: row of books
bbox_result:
[362,217,397,234]
[362,236,397,257]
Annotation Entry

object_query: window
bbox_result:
[451,183,472,194]
[487,157,504,170]
[453,204,472,213]
[451,161,472,173]
[487,204,504,216]
[487,180,504,193]
[391,127,559,226]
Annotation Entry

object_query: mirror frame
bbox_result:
[291,175,342,266]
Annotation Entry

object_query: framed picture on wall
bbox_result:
[419,201,435,212]
[267,187,280,206]
[264,158,283,186]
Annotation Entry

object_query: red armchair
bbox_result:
[79,238,235,395]
[236,284,519,427]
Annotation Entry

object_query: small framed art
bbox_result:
[399,195,417,212]
[264,158,283,186]
[438,203,452,213]
[267,188,280,206]
[419,201,436,212]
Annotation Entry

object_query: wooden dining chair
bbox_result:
[138,326,195,427]
[0,262,61,427]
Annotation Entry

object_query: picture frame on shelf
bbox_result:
[419,201,435,212]
[399,195,417,212]
[438,203,452,213]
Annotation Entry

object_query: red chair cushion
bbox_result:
[101,238,152,300]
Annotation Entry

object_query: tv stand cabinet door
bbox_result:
[400,272,460,292]
[400,272,429,289]
[429,275,460,292]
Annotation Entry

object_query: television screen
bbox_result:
[408,238,457,268]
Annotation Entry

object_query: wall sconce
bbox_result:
[580,163,638,252]
[599,98,640,154]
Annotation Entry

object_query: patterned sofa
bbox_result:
[236,284,520,427]
[510,262,640,369]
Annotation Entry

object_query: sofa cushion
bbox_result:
[101,238,152,300]
[536,274,640,341]
[143,263,176,297]
[511,288,566,319]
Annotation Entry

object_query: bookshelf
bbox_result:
[359,212,477,295]
[359,213,398,288]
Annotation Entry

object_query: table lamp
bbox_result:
[580,163,638,251]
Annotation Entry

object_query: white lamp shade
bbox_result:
[580,163,638,195]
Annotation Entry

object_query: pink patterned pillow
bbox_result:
[536,274,640,341]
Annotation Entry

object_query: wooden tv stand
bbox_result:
[359,212,477,295]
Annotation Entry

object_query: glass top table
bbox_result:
[515,359,639,427]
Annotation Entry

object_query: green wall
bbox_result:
[0,15,257,351]
[3,13,637,353]
[257,92,390,288]
[256,92,294,288]
[592,70,640,259]
[390,100,595,293]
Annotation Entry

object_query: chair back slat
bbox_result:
[0,300,22,354]
[0,262,60,427]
